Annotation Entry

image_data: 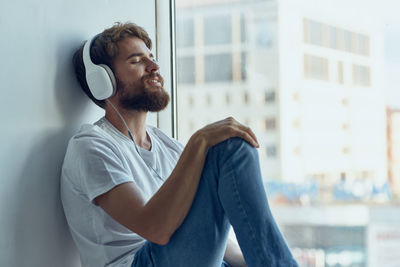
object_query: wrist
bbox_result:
[190,130,208,149]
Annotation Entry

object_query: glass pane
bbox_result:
[204,15,232,45]
[175,0,400,266]
[204,53,233,82]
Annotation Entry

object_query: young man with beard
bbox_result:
[60,22,298,267]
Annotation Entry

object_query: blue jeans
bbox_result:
[132,138,298,267]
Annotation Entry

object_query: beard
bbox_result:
[117,73,170,112]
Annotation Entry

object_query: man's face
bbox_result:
[112,36,169,112]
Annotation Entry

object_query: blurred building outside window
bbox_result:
[175,0,400,266]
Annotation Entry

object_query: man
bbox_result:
[61,22,298,267]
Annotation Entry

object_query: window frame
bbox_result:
[155,0,178,138]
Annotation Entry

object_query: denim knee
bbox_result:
[213,137,255,158]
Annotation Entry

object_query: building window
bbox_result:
[304,54,329,81]
[353,64,371,87]
[329,26,338,49]
[243,91,250,104]
[343,30,352,52]
[266,145,277,158]
[176,17,194,48]
[292,91,300,102]
[206,94,212,106]
[337,61,344,84]
[188,95,194,107]
[241,52,247,81]
[254,18,273,48]
[205,53,233,82]
[304,18,370,57]
[264,91,276,103]
[294,146,301,155]
[204,15,232,45]
[304,19,323,46]
[357,34,370,56]
[240,13,247,43]
[177,56,196,84]
[293,119,301,129]
[225,92,231,105]
[343,146,351,154]
[265,118,277,130]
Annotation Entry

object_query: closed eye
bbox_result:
[130,56,141,64]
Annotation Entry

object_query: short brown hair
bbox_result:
[73,22,152,109]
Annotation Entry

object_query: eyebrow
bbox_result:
[126,52,154,60]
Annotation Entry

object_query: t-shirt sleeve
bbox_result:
[73,136,134,202]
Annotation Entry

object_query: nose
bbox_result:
[146,58,160,73]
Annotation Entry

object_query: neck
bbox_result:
[105,100,151,150]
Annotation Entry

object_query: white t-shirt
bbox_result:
[60,117,184,267]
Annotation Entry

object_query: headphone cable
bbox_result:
[106,99,165,182]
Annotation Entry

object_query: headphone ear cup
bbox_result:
[99,64,117,96]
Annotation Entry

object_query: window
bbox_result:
[174,1,398,265]
[265,118,276,130]
[243,91,250,104]
[177,56,196,84]
[353,64,371,87]
[304,18,370,57]
[264,91,276,103]
[240,13,247,43]
[225,92,231,105]
[204,53,233,82]
[292,92,300,101]
[337,61,344,84]
[254,18,273,47]
[357,34,370,56]
[176,17,194,47]
[343,30,352,52]
[305,19,323,46]
[304,54,329,80]
[341,97,350,106]
[204,15,232,45]
[206,94,212,106]
[329,26,338,49]
[293,119,301,129]
[266,145,277,158]
[241,52,247,81]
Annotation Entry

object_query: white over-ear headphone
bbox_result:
[82,35,117,100]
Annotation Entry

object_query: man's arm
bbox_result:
[95,117,259,245]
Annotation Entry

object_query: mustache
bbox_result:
[142,73,164,86]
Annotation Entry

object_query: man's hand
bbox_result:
[194,117,259,148]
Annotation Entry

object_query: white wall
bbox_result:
[0,1,158,266]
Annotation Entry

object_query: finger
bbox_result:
[235,123,259,147]
[236,130,259,148]
[245,127,259,146]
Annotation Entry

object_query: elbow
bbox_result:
[154,235,170,246]
[148,233,171,246]
[144,228,172,246]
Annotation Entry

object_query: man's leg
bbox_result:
[132,138,298,267]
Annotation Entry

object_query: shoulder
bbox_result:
[63,123,125,171]
[147,125,184,153]
[69,124,118,152]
